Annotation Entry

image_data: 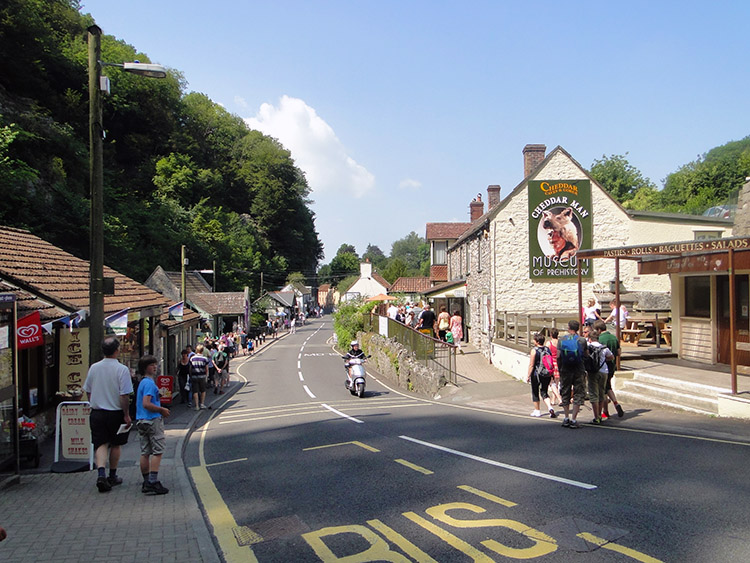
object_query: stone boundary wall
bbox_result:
[357,331,445,396]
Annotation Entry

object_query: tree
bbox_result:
[381,257,408,284]
[337,243,358,257]
[286,272,306,285]
[589,153,656,203]
[390,232,427,272]
[329,252,360,284]
[660,137,750,213]
[362,244,387,268]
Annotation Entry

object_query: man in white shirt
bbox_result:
[83,337,133,493]
[387,302,399,320]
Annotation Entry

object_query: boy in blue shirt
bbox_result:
[135,355,170,495]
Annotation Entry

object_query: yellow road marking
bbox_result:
[190,465,259,563]
[218,409,332,425]
[402,512,496,562]
[457,485,517,507]
[367,519,440,563]
[578,533,663,562]
[394,459,433,474]
[205,457,248,467]
[195,400,259,562]
[303,440,380,452]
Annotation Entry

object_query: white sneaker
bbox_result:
[200,404,207,409]
[530,410,541,417]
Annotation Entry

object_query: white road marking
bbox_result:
[322,403,364,424]
[303,385,316,398]
[298,371,304,381]
[399,435,597,490]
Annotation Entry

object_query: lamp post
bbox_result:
[88,25,167,366]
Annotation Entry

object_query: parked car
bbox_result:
[702,205,736,219]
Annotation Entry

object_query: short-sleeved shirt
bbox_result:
[83,358,133,411]
[419,309,436,328]
[190,354,209,377]
[598,331,620,359]
[136,377,161,421]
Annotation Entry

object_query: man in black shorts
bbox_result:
[83,337,133,492]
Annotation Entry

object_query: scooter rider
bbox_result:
[343,340,366,388]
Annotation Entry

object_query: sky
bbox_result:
[81,0,750,263]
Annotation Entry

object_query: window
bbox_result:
[694,231,723,240]
[433,241,448,264]
[477,238,482,272]
[684,276,711,318]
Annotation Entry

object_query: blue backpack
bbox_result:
[559,334,581,366]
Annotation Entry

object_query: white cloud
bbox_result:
[245,95,375,197]
[234,95,248,108]
[399,178,422,191]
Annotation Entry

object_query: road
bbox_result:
[184,318,750,562]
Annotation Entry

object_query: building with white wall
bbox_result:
[448,145,732,363]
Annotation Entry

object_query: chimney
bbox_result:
[523,144,546,178]
[360,261,372,278]
[470,193,484,222]
[487,185,501,209]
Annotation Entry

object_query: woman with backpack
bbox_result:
[526,333,558,418]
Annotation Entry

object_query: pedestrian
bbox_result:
[240,330,248,356]
[437,305,451,341]
[547,328,562,405]
[526,333,558,418]
[585,329,614,425]
[593,319,625,418]
[213,344,229,394]
[290,316,296,334]
[556,320,587,429]
[604,300,629,330]
[417,303,436,337]
[387,301,399,320]
[582,297,602,326]
[176,349,192,407]
[135,355,170,495]
[247,338,254,356]
[189,344,209,410]
[449,310,464,353]
[82,336,133,492]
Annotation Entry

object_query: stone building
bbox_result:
[446,145,733,363]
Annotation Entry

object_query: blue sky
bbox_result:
[81,0,750,263]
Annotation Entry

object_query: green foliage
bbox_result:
[381,257,408,284]
[660,137,750,213]
[332,300,372,350]
[285,272,306,285]
[390,231,427,271]
[329,252,360,283]
[589,153,656,203]
[337,243,357,257]
[362,244,387,268]
[0,1,322,293]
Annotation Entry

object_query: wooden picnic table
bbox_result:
[625,313,671,345]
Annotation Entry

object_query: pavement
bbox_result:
[0,333,287,563]
[2,326,748,562]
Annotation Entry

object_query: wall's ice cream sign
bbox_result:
[528,180,593,280]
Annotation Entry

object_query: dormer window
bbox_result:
[432,241,448,264]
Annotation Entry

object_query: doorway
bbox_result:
[717,274,750,365]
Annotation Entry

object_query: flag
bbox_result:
[17,311,44,350]
[104,308,129,336]
[168,301,184,321]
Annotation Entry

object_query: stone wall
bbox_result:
[357,331,445,396]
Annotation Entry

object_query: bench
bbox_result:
[661,328,672,347]
[621,329,646,344]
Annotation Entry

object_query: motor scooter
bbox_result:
[343,355,369,398]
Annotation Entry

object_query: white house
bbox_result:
[342,262,391,301]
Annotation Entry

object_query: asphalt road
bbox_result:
[185,318,750,562]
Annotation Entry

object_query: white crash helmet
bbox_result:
[350,340,359,347]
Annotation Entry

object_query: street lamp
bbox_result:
[88,25,167,366]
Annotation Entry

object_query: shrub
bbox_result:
[333,299,373,350]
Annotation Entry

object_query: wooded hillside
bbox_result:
[0,0,323,294]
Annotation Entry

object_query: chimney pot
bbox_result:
[523,144,546,178]
[487,185,501,208]
[470,199,484,222]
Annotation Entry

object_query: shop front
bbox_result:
[0,293,18,485]
[423,281,468,342]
